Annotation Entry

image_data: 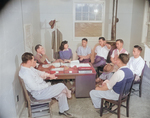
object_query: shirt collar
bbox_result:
[118,65,128,70]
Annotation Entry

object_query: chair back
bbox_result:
[19,77,31,105]
[140,61,146,80]
[119,76,135,100]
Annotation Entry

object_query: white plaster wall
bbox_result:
[39,0,141,60]
[0,0,41,118]
[130,0,145,55]
[39,0,113,60]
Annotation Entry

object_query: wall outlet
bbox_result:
[17,95,19,102]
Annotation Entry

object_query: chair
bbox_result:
[19,77,53,118]
[100,76,135,118]
[132,61,146,97]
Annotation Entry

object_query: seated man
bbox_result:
[127,45,145,81]
[34,44,51,64]
[76,38,91,63]
[96,39,128,82]
[93,37,111,68]
[19,52,72,117]
[90,53,133,109]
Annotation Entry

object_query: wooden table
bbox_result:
[37,63,96,98]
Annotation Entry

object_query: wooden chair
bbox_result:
[100,76,135,118]
[19,77,53,118]
[132,61,146,97]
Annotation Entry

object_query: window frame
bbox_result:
[73,0,105,41]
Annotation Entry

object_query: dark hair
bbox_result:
[82,38,88,42]
[21,52,33,63]
[118,53,129,64]
[35,44,42,52]
[116,39,124,44]
[134,45,142,52]
[59,40,68,51]
[99,37,105,41]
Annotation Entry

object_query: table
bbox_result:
[37,63,96,98]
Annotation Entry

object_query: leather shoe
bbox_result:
[59,111,73,117]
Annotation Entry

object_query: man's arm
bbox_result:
[95,82,109,91]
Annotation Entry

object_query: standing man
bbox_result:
[19,52,72,117]
[76,38,91,63]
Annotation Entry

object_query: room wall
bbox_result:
[39,0,113,60]
[0,0,41,118]
[39,0,143,60]
[130,0,145,55]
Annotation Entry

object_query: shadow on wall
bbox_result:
[73,42,82,60]
[44,30,52,61]
[12,55,24,116]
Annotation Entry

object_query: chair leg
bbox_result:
[117,103,121,118]
[49,102,53,118]
[139,83,142,97]
[100,99,104,117]
[28,104,32,118]
[126,98,130,117]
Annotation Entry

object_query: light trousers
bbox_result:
[32,83,69,113]
[90,89,119,108]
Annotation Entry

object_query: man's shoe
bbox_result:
[59,111,73,117]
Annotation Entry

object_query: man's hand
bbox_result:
[79,57,84,61]
[95,86,101,90]
[49,74,57,80]
[41,48,45,55]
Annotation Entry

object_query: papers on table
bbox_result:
[70,60,80,67]
[77,63,91,68]
[42,64,51,68]
[51,68,64,71]
[44,60,91,68]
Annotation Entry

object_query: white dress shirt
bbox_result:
[19,66,50,92]
[127,56,145,76]
[95,45,110,59]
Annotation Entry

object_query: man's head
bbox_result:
[116,53,129,67]
[116,39,124,50]
[99,37,106,46]
[35,44,45,54]
[82,38,88,47]
[133,45,142,58]
[21,52,35,67]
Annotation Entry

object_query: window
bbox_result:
[73,0,105,41]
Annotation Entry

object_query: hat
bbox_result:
[49,20,55,29]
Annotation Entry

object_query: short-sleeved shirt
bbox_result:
[95,45,110,59]
[76,46,91,56]
[111,48,128,58]
[106,66,129,90]
[127,56,145,76]
[59,48,72,60]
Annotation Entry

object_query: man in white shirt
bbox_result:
[76,38,91,63]
[127,45,145,81]
[90,53,133,109]
[19,52,72,117]
[93,37,111,68]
